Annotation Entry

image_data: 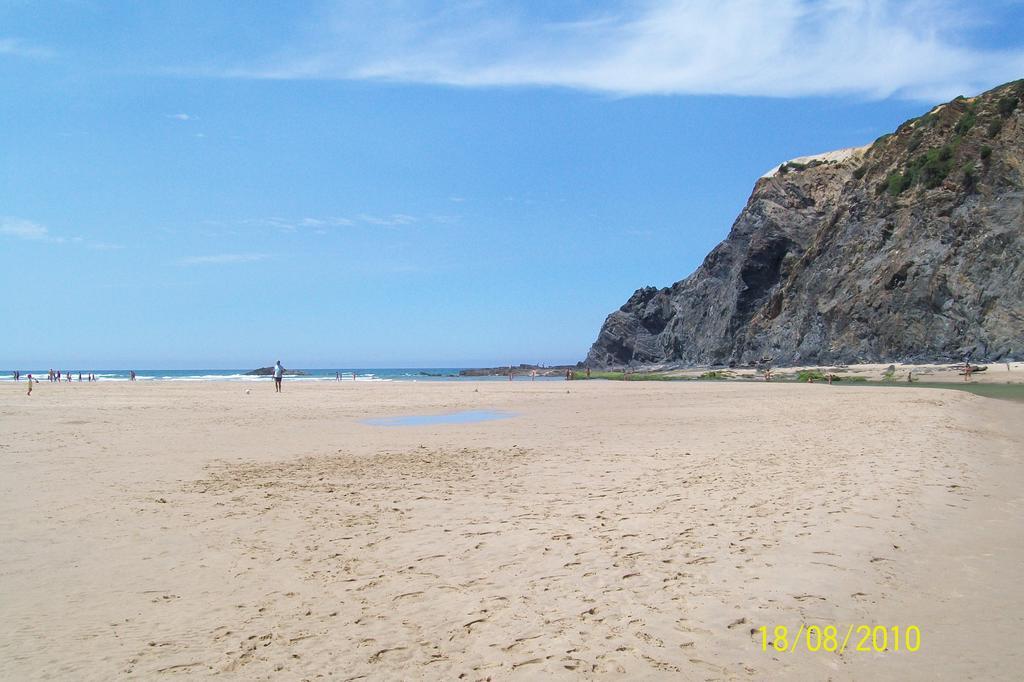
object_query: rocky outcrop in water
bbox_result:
[245,367,308,376]
[586,80,1024,368]
[459,364,573,377]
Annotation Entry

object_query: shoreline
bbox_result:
[4,361,1022,384]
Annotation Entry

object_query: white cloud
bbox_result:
[179,253,269,265]
[0,37,55,60]
[238,214,416,231]
[1,216,126,249]
[357,213,417,226]
[239,216,357,232]
[168,113,196,121]
[232,0,1024,100]
[299,216,355,228]
[0,217,58,242]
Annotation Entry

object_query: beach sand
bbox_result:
[2,380,1022,680]
[657,361,1024,384]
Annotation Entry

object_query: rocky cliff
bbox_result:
[586,80,1024,368]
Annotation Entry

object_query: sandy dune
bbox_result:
[1,380,1021,680]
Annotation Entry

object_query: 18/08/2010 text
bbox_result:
[759,625,921,653]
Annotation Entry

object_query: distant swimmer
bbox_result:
[274,360,284,393]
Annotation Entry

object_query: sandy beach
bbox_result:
[652,361,1024,384]
[2,380,1022,680]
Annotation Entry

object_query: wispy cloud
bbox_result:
[179,253,269,265]
[167,113,196,121]
[237,214,418,232]
[1,216,126,250]
[238,216,356,232]
[357,213,417,226]
[228,0,1024,100]
[0,217,59,242]
[0,37,55,60]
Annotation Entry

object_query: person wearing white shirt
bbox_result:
[273,360,284,393]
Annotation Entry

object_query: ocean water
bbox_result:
[0,368,567,382]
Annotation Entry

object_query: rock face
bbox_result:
[586,80,1024,368]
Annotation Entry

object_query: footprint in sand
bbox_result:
[368,647,407,663]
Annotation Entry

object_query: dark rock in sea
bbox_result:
[586,80,1024,368]
[460,365,574,377]
[245,367,309,376]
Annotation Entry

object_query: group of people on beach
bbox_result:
[11,370,99,383]
[43,369,99,383]
[15,369,102,396]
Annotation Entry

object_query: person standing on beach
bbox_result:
[26,374,33,395]
[273,360,284,393]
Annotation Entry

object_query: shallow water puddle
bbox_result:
[362,410,517,427]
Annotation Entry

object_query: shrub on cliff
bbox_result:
[997,95,1018,118]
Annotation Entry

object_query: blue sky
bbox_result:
[3,1,1023,369]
